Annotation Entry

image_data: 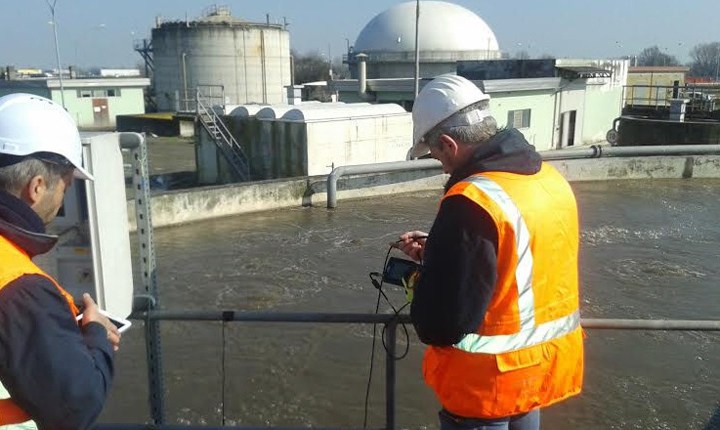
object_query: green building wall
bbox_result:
[49,87,145,129]
[581,84,623,145]
[490,90,556,151]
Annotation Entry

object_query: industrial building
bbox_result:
[345,1,501,79]
[149,5,291,112]
[625,66,691,107]
[333,58,628,151]
[192,1,628,184]
[196,102,412,184]
[0,76,150,129]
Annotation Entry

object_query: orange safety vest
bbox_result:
[0,234,79,426]
[423,162,583,419]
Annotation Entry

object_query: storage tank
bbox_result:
[347,1,501,79]
[151,5,291,112]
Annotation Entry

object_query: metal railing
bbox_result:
[108,137,720,430]
[196,88,251,181]
[623,84,720,112]
[91,310,720,430]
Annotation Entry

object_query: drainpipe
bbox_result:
[181,52,188,111]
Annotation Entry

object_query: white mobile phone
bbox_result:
[76,309,132,333]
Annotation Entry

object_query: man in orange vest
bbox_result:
[397,75,583,430]
[0,93,121,429]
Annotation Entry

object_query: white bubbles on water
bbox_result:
[610,258,707,282]
[582,225,687,246]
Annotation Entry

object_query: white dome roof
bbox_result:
[354,1,499,53]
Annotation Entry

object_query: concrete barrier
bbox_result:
[127,155,720,230]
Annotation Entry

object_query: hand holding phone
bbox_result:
[76,309,132,334]
[77,293,128,351]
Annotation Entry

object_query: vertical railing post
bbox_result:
[384,320,397,430]
[131,135,165,425]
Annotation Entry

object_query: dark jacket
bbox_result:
[0,190,113,430]
[410,128,542,346]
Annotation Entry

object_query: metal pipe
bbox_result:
[46,1,66,108]
[357,53,368,97]
[181,52,188,112]
[326,159,442,208]
[326,145,720,207]
[131,310,720,331]
[95,425,383,430]
[385,320,397,430]
[133,310,413,324]
[581,319,720,331]
[539,144,720,160]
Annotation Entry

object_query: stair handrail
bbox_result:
[195,95,251,180]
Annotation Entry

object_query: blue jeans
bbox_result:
[439,408,540,430]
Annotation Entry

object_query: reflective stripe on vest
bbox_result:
[452,175,577,354]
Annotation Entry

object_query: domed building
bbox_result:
[347,1,501,79]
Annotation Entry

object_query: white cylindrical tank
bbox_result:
[152,6,291,111]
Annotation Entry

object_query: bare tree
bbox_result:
[637,46,679,67]
[689,42,720,79]
[292,51,331,84]
[331,58,350,80]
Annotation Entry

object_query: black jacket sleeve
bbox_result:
[0,274,114,430]
[410,195,499,346]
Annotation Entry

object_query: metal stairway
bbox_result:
[195,89,250,181]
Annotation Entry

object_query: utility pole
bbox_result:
[46,0,66,108]
[413,0,420,97]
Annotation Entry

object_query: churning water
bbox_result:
[102,179,720,429]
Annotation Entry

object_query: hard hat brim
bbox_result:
[407,140,430,160]
[73,165,94,181]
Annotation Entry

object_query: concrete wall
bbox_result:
[129,155,720,230]
[618,117,720,146]
[581,83,623,145]
[304,114,412,175]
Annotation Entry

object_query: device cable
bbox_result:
[362,240,420,428]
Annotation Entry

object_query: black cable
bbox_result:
[362,242,418,428]
[362,283,383,429]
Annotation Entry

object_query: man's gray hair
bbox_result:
[425,100,497,149]
[0,158,72,195]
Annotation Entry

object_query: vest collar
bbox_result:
[0,191,58,257]
[445,128,542,192]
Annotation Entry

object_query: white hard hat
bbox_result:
[0,93,92,180]
[409,74,491,159]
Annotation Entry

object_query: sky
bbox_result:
[2,0,719,70]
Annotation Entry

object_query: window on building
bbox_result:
[507,109,531,129]
[77,88,121,98]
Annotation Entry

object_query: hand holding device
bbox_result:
[393,231,428,262]
[382,257,422,302]
[77,293,128,351]
[76,309,132,334]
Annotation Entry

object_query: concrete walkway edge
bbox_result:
[127,155,720,230]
